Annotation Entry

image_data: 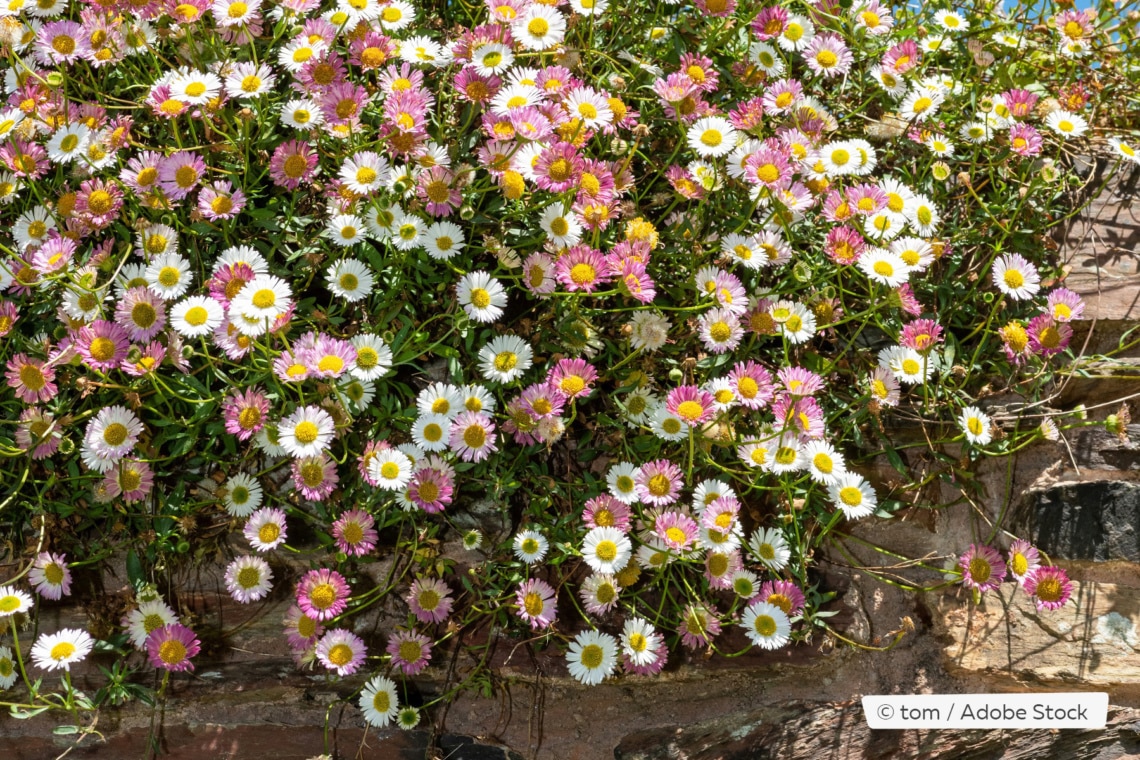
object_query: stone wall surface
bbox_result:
[3,169,1140,760]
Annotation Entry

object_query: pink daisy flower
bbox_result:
[900,319,944,353]
[296,568,351,622]
[756,579,806,616]
[655,510,699,551]
[804,34,853,78]
[197,181,247,220]
[1009,123,1043,157]
[728,360,775,410]
[777,366,824,397]
[16,408,61,459]
[679,603,721,649]
[1045,287,1085,322]
[408,458,455,513]
[416,166,462,217]
[283,605,324,651]
[547,358,598,401]
[761,78,803,115]
[448,410,498,462]
[583,495,631,532]
[1006,539,1041,585]
[534,142,583,193]
[28,552,72,600]
[958,544,1007,593]
[269,140,318,190]
[751,6,789,39]
[75,319,130,371]
[224,555,273,603]
[1027,315,1072,357]
[292,454,339,501]
[408,577,454,624]
[882,40,920,74]
[636,459,683,506]
[1024,566,1073,611]
[704,549,742,589]
[0,301,19,338]
[146,624,200,672]
[31,235,76,275]
[159,151,206,201]
[245,507,288,552]
[105,459,155,503]
[666,385,716,427]
[332,509,378,557]
[6,353,57,404]
[115,287,167,342]
[316,628,367,676]
[515,578,557,630]
[387,628,432,675]
[223,387,269,441]
[120,341,166,377]
[555,245,611,293]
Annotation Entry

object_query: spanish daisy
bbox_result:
[741,601,791,649]
[326,259,374,302]
[828,473,877,519]
[566,630,617,685]
[1024,566,1073,611]
[957,544,1007,593]
[360,675,399,727]
[32,628,94,671]
[405,576,452,624]
[457,270,507,323]
[992,253,1040,300]
[621,617,663,668]
[635,459,683,506]
[278,405,335,458]
[296,568,351,622]
[449,411,497,462]
[387,628,431,675]
[515,578,557,630]
[225,555,274,604]
[333,509,378,557]
[123,599,178,650]
[0,584,34,616]
[959,406,993,445]
[1006,539,1041,585]
[27,552,70,600]
[513,529,549,565]
[582,526,632,574]
[317,628,367,676]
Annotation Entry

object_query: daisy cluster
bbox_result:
[0,0,1132,727]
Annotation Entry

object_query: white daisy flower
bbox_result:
[171,70,222,104]
[377,0,414,30]
[0,584,33,616]
[878,345,934,385]
[581,526,632,574]
[563,87,613,129]
[416,382,464,419]
[46,123,90,164]
[391,210,424,251]
[568,0,607,16]
[934,10,967,32]
[540,204,582,248]
[325,214,367,247]
[1110,137,1140,164]
[281,97,324,130]
[607,462,641,505]
[802,440,846,485]
[360,675,400,727]
[828,472,877,519]
[858,248,910,287]
[899,88,943,121]
[749,527,790,571]
[471,42,514,76]
[741,601,791,649]
[423,221,465,260]
[31,628,94,671]
[350,334,392,381]
[478,334,533,383]
[750,41,784,76]
[278,405,335,458]
[513,4,566,51]
[171,295,224,338]
[0,646,17,689]
[278,38,327,73]
[368,448,414,490]
[513,529,549,565]
[123,599,178,649]
[225,555,274,603]
[232,274,292,326]
[457,271,507,323]
[687,116,737,158]
[223,472,263,517]
[992,253,1040,300]
[13,206,55,251]
[1045,110,1088,139]
[650,403,688,441]
[775,14,814,51]
[411,413,451,453]
[326,258,374,302]
[959,405,993,445]
[621,617,662,667]
[566,629,618,685]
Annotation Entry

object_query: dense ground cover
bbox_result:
[0,0,1137,748]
